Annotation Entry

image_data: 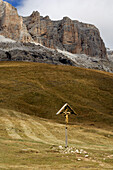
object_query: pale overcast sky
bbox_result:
[5,0,113,49]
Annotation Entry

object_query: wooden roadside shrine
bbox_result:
[56,103,77,148]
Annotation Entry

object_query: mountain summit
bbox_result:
[0,0,106,58]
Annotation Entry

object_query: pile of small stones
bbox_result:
[58,145,89,159]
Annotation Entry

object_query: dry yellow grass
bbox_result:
[0,61,113,169]
[0,108,113,169]
[0,61,113,129]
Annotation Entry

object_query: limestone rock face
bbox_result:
[23,12,106,58]
[0,0,106,58]
[0,0,32,42]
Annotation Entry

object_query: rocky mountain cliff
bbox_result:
[23,12,107,58]
[0,0,113,73]
[0,40,112,73]
[0,0,106,58]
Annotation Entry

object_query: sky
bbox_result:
[4,0,113,49]
[4,0,23,7]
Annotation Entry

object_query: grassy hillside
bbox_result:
[0,62,113,169]
[0,108,113,169]
[0,61,113,128]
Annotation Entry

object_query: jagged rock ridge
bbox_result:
[0,0,106,58]
[23,12,106,58]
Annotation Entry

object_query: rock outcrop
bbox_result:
[23,12,106,58]
[0,42,113,73]
[0,0,106,58]
[0,0,32,42]
[107,49,113,63]
[0,42,77,66]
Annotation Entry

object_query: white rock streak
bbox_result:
[0,35,16,43]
